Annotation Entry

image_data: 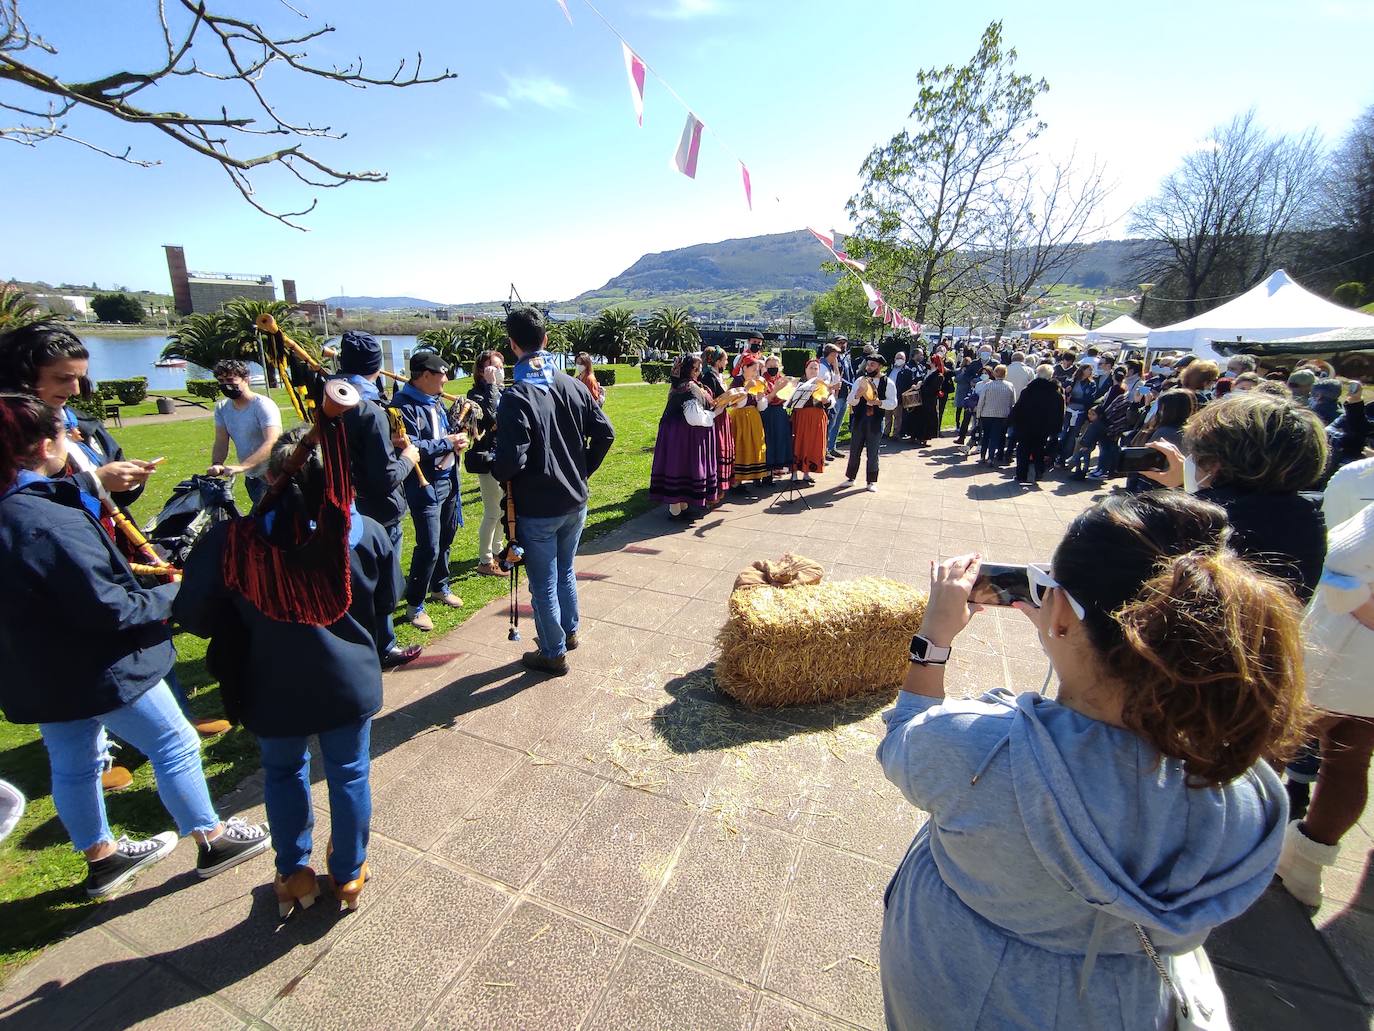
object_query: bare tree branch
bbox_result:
[0,0,456,227]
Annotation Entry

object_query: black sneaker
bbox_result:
[196,816,271,878]
[85,832,179,898]
[521,650,569,677]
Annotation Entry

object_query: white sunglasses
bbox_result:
[1026,563,1086,621]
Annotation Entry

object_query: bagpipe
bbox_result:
[318,342,430,488]
[498,482,524,641]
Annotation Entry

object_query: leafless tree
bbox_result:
[0,0,455,227]
[977,153,1110,343]
[1321,104,1374,288]
[1129,110,1323,317]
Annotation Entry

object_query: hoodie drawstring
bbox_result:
[1078,911,1109,997]
[970,731,1011,786]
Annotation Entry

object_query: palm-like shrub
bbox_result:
[161,312,241,369]
[646,306,700,355]
[560,318,595,355]
[592,307,639,363]
[0,281,55,331]
[417,326,473,371]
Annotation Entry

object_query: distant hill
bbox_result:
[325,295,446,310]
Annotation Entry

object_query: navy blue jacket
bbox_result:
[0,476,177,724]
[492,366,615,518]
[334,381,411,528]
[393,387,461,490]
[75,412,146,510]
[173,514,391,737]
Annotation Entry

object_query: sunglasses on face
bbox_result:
[1026,563,1086,621]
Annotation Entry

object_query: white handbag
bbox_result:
[1134,925,1231,1031]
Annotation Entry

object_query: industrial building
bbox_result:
[163,245,277,316]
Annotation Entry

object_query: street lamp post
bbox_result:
[1136,284,1154,322]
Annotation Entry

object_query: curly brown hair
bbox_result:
[1183,391,1328,492]
[1179,360,1220,391]
[1054,492,1311,786]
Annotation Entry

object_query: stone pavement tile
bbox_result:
[434,760,601,888]
[1317,903,1374,1004]
[1323,850,1374,909]
[661,595,732,644]
[938,536,985,560]
[753,995,853,1031]
[264,860,510,1031]
[369,731,522,850]
[698,569,745,601]
[1215,965,1370,1031]
[597,553,684,590]
[833,562,875,582]
[0,926,149,1031]
[379,648,473,713]
[613,636,718,690]
[576,581,641,620]
[601,590,692,632]
[424,902,622,1030]
[854,509,901,530]
[640,819,800,983]
[458,669,597,752]
[807,735,927,868]
[843,526,899,553]
[531,783,694,933]
[1208,886,1360,998]
[674,540,757,571]
[586,946,754,1031]
[75,963,245,1030]
[977,507,1024,529]
[709,731,835,837]
[766,843,889,1030]
[979,523,1032,548]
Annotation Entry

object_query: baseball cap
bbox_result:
[410,351,450,377]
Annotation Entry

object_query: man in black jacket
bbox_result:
[330,330,422,669]
[493,307,615,675]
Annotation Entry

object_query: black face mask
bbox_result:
[219,383,242,399]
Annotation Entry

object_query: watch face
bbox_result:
[910,635,931,661]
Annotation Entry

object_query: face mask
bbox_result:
[980,373,990,382]
[1183,454,1201,494]
[219,383,242,399]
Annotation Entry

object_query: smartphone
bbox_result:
[969,563,1033,607]
[147,456,167,466]
[1116,446,1169,475]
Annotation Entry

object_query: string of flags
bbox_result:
[550,0,923,335]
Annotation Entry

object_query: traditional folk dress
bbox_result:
[701,365,734,501]
[649,379,719,508]
[789,379,831,475]
[760,373,794,475]
[728,375,770,484]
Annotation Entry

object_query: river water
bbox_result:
[81,334,425,390]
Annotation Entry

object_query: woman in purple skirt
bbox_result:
[649,354,721,521]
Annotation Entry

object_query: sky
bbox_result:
[5,0,1373,305]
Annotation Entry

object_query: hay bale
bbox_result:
[715,575,927,708]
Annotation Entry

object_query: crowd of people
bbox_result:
[1,309,1372,1028]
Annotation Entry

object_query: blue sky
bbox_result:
[6,0,1373,304]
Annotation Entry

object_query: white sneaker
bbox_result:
[1276,819,1338,907]
[840,479,855,488]
[866,483,878,493]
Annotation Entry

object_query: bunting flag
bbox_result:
[834,249,867,272]
[807,227,835,251]
[555,0,573,24]
[621,43,646,127]
[740,162,753,210]
[861,281,880,311]
[673,112,705,179]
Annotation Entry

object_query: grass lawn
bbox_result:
[0,381,670,980]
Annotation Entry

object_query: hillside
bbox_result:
[325,294,446,310]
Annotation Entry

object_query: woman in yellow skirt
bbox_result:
[728,354,770,494]
[789,356,832,485]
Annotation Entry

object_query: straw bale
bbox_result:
[715,575,927,707]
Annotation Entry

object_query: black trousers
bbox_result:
[1016,438,1051,482]
[956,406,975,441]
[845,414,883,484]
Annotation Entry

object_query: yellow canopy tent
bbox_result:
[1029,313,1088,340]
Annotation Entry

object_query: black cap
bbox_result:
[339,330,382,375]
[863,352,887,368]
[410,350,449,378]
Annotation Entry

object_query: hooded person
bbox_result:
[1309,378,1342,426]
[878,492,1307,1031]
[331,330,421,669]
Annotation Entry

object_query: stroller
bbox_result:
[139,474,241,568]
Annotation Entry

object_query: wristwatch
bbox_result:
[909,634,951,666]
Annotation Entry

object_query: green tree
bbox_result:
[160,312,241,369]
[417,326,473,370]
[592,307,639,362]
[560,318,595,356]
[92,292,146,323]
[811,278,881,341]
[846,21,1048,323]
[645,307,700,354]
[0,281,55,331]
[1333,281,1367,308]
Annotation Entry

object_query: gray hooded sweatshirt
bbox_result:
[877,688,1285,1030]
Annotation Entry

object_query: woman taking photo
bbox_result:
[0,394,269,898]
[466,350,505,577]
[879,491,1308,1030]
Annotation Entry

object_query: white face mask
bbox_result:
[1183,454,1201,494]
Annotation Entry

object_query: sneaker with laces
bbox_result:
[407,605,434,631]
[428,592,463,608]
[85,832,178,897]
[840,478,855,488]
[866,483,878,493]
[196,816,271,878]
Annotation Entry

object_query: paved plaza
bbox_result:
[1,439,1370,1030]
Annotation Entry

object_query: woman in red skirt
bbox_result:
[789,356,832,485]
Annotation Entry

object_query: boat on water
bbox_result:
[153,358,187,368]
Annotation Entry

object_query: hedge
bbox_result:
[97,377,148,405]
[779,348,814,377]
[187,378,221,401]
[567,366,617,387]
[640,361,671,384]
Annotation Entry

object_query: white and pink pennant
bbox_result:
[673,112,704,179]
[622,43,645,127]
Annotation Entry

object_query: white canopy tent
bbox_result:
[1084,313,1148,344]
[1144,269,1374,362]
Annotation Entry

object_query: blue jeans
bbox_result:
[979,417,1008,462]
[521,505,586,659]
[40,681,219,852]
[827,393,849,452]
[378,521,403,654]
[405,475,462,608]
[245,475,268,507]
[1095,434,1122,475]
[258,720,371,881]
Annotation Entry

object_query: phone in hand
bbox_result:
[968,563,1033,607]
[1116,446,1170,475]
